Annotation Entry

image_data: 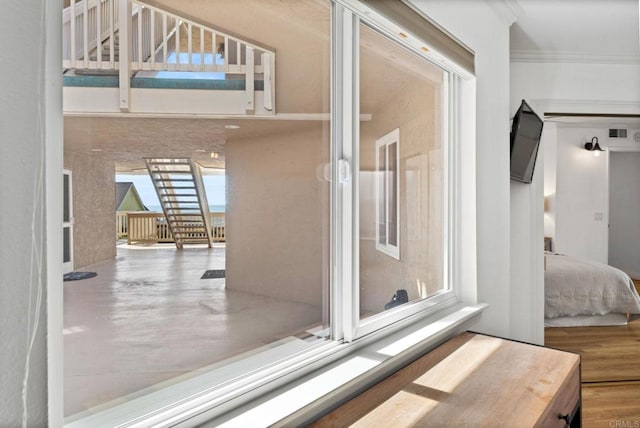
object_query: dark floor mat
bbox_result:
[64,271,97,281]
[201,269,225,279]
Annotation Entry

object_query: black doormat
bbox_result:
[201,269,225,279]
[64,271,98,281]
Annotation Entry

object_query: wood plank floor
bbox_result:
[544,280,640,427]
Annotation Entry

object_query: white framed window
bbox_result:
[54,0,477,425]
[375,128,400,260]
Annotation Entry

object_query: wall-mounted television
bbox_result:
[510,100,544,183]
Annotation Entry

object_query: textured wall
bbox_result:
[225,124,329,306]
[64,152,117,269]
[0,1,51,425]
[359,79,441,314]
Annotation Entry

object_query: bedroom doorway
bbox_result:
[608,151,640,279]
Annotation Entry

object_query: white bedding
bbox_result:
[545,253,640,324]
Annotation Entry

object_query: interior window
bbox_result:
[62,0,331,417]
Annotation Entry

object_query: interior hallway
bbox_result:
[64,243,323,416]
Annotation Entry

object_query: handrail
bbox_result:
[62,0,276,113]
[122,211,225,245]
[63,0,120,69]
[130,1,275,73]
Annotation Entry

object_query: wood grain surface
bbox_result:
[312,332,579,427]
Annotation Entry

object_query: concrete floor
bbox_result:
[64,243,324,416]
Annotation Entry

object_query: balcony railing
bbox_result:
[62,0,276,112]
[116,211,225,244]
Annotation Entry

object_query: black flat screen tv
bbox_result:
[510,100,544,183]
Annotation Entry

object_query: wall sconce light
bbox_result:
[584,137,605,157]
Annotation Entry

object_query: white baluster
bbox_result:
[162,14,168,69]
[200,27,205,71]
[96,0,102,68]
[224,37,229,72]
[70,0,76,65]
[83,0,89,68]
[137,7,143,68]
[187,23,193,70]
[150,10,155,69]
[109,0,114,67]
[176,20,181,69]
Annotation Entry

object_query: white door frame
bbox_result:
[63,169,74,274]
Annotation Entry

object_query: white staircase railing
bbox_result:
[62,0,276,113]
[63,0,120,70]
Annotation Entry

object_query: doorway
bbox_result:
[608,151,640,278]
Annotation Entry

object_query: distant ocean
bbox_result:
[146,204,226,213]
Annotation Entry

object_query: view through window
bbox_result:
[63,0,330,416]
[358,23,447,320]
[61,0,465,421]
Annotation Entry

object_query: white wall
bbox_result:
[553,127,609,263]
[543,123,558,239]
[412,1,527,340]
[609,152,640,278]
[0,0,62,426]
[511,62,640,114]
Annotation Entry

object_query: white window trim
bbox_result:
[51,1,480,426]
[374,128,401,260]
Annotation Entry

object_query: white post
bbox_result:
[262,52,273,112]
[83,0,89,68]
[245,47,254,114]
[118,0,131,111]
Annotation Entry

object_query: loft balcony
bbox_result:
[62,0,276,115]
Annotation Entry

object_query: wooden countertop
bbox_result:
[312,332,580,427]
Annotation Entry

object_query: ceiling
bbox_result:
[510,0,640,63]
[510,0,640,128]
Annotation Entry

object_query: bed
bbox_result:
[545,252,640,327]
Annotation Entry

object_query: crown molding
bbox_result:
[530,98,640,116]
[484,0,520,26]
[511,49,640,65]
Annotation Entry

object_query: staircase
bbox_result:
[145,158,213,248]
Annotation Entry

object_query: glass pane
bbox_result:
[63,173,70,223]
[388,142,398,246]
[63,0,331,416]
[63,227,71,263]
[359,23,446,318]
[377,145,386,245]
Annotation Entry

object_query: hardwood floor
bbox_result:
[544,280,640,427]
